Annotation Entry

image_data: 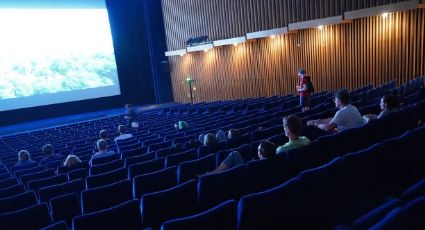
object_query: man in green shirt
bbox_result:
[276,115,311,154]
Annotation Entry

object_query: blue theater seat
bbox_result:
[125,152,156,167]
[0,203,52,230]
[165,149,197,167]
[14,165,45,178]
[86,167,127,189]
[67,168,88,181]
[246,154,288,193]
[90,159,124,175]
[352,198,402,229]
[177,153,216,184]
[0,190,37,213]
[41,221,67,230]
[133,166,177,199]
[39,178,86,202]
[161,199,237,230]
[20,169,56,187]
[141,179,198,229]
[128,158,165,179]
[90,154,120,166]
[0,178,19,190]
[82,179,133,214]
[0,184,25,199]
[27,174,68,196]
[50,193,81,227]
[72,199,142,230]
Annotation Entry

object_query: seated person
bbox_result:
[14,150,35,167]
[307,89,365,132]
[363,94,399,122]
[227,128,241,139]
[91,139,117,164]
[277,115,311,154]
[174,121,189,130]
[211,140,276,173]
[40,144,61,164]
[203,133,218,146]
[216,130,228,143]
[99,129,111,142]
[63,154,82,168]
[114,125,133,142]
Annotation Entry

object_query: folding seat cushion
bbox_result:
[28,174,68,196]
[50,193,81,227]
[82,179,133,214]
[90,159,124,175]
[41,221,67,230]
[165,149,197,167]
[128,158,165,179]
[161,200,237,230]
[90,154,120,166]
[39,178,86,202]
[0,203,52,230]
[14,165,45,178]
[133,166,177,199]
[86,167,127,189]
[198,165,247,210]
[68,168,88,181]
[141,179,198,229]
[20,169,56,187]
[72,199,142,230]
[246,154,288,193]
[0,184,25,199]
[177,154,216,184]
[352,198,402,229]
[125,152,155,167]
[0,190,37,213]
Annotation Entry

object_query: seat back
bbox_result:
[28,174,68,195]
[0,190,37,213]
[128,158,165,179]
[39,179,86,202]
[0,203,52,230]
[90,159,124,175]
[86,167,127,189]
[177,154,216,184]
[20,169,56,187]
[133,166,177,199]
[165,149,197,167]
[50,193,81,227]
[0,184,25,199]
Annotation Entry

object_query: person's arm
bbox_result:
[297,84,308,92]
[210,162,230,174]
[307,118,336,131]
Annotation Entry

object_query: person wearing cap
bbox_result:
[297,69,311,112]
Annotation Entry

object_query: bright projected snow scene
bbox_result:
[0,7,120,111]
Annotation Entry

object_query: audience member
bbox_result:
[99,129,110,141]
[297,69,312,112]
[277,115,311,154]
[216,130,228,143]
[125,104,139,128]
[40,144,61,164]
[363,94,399,122]
[91,139,117,164]
[174,121,189,130]
[203,133,218,146]
[227,128,241,139]
[307,89,365,132]
[211,140,276,173]
[14,150,35,167]
[63,154,82,168]
[114,125,133,142]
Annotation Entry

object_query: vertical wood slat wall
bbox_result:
[162,1,425,103]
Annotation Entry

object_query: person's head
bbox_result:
[174,122,179,130]
[283,115,303,138]
[42,144,53,156]
[96,139,108,152]
[381,94,398,111]
[99,129,108,139]
[228,129,241,139]
[118,125,126,134]
[298,69,306,77]
[216,130,228,143]
[18,150,30,162]
[203,133,218,146]
[257,141,276,159]
[334,89,350,108]
[198,134,205,143]
[64,155,81,168]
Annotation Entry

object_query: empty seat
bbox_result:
[0,190,37,213]
[161,199,237,230]
[50,193,81,227]
[125,152,155,167]
[10,162,39,175]
[0,172,10,181]
[148,140,173,152]
[57,161,89,174]
[41,221,67,230]
[177,153,216,184]
[68,168,88,181]
[0,177,18,190]
[198,164,247,209]
[14,165,45,178]
[90,159,124,175]
[0,184,25,199]
[246,154,288,193]
[141,179,198,229]
[20,169,56,187]
[133,166,177,199]
[39,179,86,202]
[156,146,179,158]
[86,167,127,189]
[91,154,120,166]
[165,149,197,167]
[82,179,133,214]
[72,199,142,230]
[28,174,68,196]
[0,203,52,230]
[352,198,402,229]
[128,158,165,179]
[121,146,147,159]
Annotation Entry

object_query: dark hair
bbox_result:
[42,144,53,155]
[382,94,398,109]
[258,141,276,158]
[335,89,350,105]
[97,139,108,151]
[118,125,126,133]
[18,150,30,161]
[228,129,241,139]
[99,130,108,139]
[283,115,303,135]
[204,133,218,146]
[298,69,306,75]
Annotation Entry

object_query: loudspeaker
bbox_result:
[160,60,170,73]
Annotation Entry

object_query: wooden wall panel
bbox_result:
[168,9,425,103]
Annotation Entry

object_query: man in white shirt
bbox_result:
[307,89,365,132]
[114,125,133,142]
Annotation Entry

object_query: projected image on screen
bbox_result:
[0,3,120,112]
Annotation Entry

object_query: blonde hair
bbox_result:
[64,155,81,168]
